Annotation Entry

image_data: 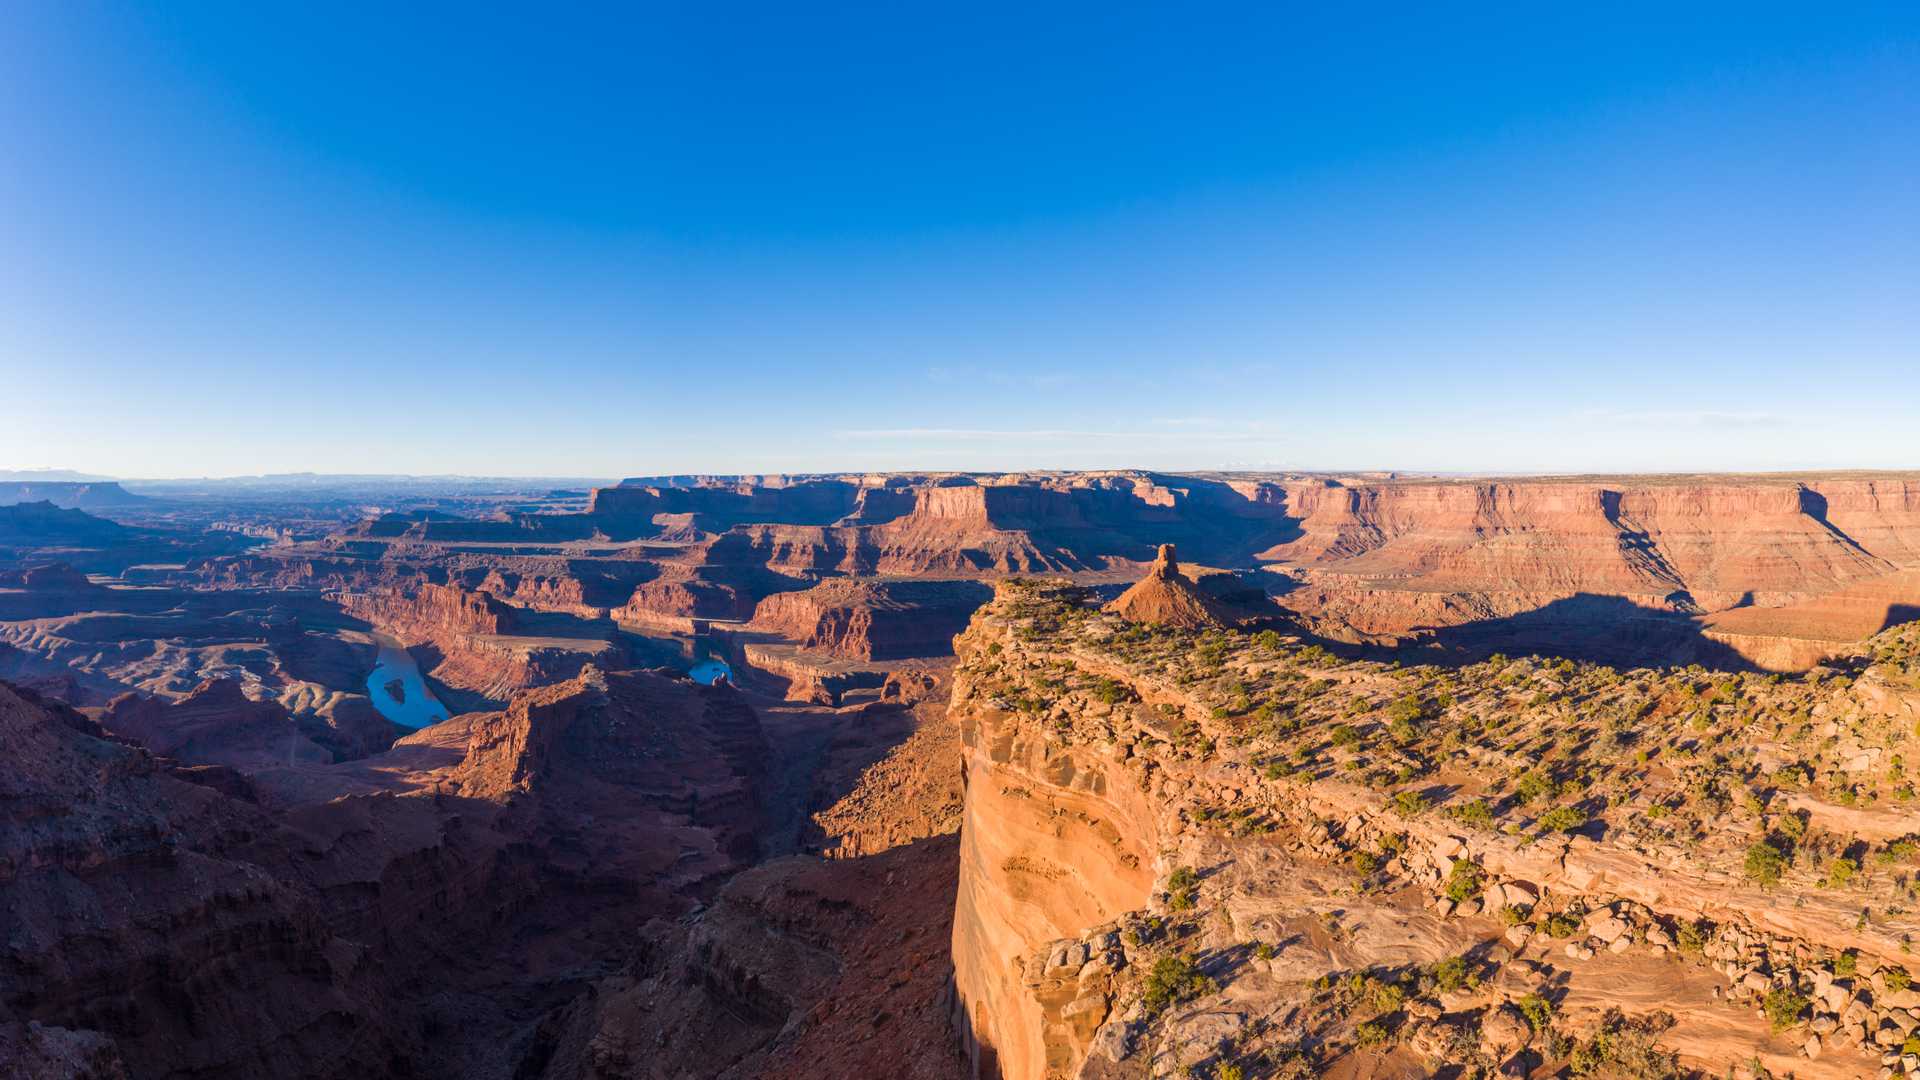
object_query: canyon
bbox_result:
[5,469,1920,1079]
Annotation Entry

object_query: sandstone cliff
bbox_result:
[1264,475,1920,666]
[748,578,990,660]
[2,666,776,1079]
[1104,544,1238,629]
[339,583,626,703]
[949,580,1920,1079]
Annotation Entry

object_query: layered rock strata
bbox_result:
[949,580,1920,1079]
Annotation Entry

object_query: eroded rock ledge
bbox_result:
[949,579,1920,1079]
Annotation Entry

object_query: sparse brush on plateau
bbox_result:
[5,470,1920,1080]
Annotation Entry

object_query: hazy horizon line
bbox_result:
[10,464,1920,485]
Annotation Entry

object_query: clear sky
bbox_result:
[5,3,1917,478]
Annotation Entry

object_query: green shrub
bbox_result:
[1762,987,1808,1031]
[1778,811,1808,843]
[1368,979,1406,1014]
[1516,770,1555,804]
[1330,724,1361,748]
[1167,867,1199,910]
[1544,913,1581,938]
[1142,953,1216,1013]
[1517,992,1554,1032]
[1826,856,1859,889]
[1448,799,1495,829]
[1537,805,1587,834]
[1391,790,1430,818]
[1443,859,1484,904]
[1354,1020,1390,1048]
[1566,1009,1681,1079]
[1744,840,1788,887]
[1675,920,1709,957]
[1887,969,1912,992]
[1385,694,1429,723]
[1431,955,1470,993]
[1833,951,1857,977]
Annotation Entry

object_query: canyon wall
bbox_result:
[1268,476,1920,608]
[946,581,1920,1079]
[948,620,1161,1079]
[1264,475,1920,666]
[215,471,1920,673]
[339,583,625,703]
[748,579,989,660]
[0,668,772,1078]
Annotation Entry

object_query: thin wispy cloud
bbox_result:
[834,427,1279,442]
[923,366,1076,389]
[1585,409,1790,430]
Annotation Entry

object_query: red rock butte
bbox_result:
[1103,542,1237,629]
[5,468,1920,1079]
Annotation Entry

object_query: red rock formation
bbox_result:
[1265,477,1917,608]
[1263,475,1920,663]
[99,677,334,770]
[340,581,518,636]
[1105,543,1238,628]
[523,836,965,1080]
[0,481,147,511]
[1,665,774,1079]
[0,681,416,1077]
[614,562,769,623]
[340,582,625,703]
[0,562,99,591]
[748,578,989,660]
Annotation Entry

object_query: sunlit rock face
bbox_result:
[946,577,1920,1080]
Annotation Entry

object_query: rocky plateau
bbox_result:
[5,469,1920,1080]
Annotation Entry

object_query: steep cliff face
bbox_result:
[340,583,626,703]
[948,581,1920,1079]
[500,666,968,1080]
[949,611,1161,1079]
[99,676,336,769]
[0,682,416,1078]
[586,479,863,534]
[1263,476,1920,666]
[705,519,1083,576]
[747,578,990,660]
[1268,476,1920,608]
[198,471,1920,675]
[2,667,774,1079]
[340,582,518,636]
[445,669,767,875]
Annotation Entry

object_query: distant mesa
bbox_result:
[0,562,100,591]
[0,481,148,510]
[1104,543,1236,629]
[0,501,134,546]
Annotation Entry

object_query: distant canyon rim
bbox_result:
[5,468,1920,1080]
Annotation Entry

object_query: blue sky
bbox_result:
[4,3,1917,477]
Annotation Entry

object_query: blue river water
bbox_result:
[365,635,451,728]
[688,657,732,686]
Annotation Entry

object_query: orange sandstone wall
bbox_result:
[948,625,1158,1080]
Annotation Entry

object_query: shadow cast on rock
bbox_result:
[1368,593,1768,673]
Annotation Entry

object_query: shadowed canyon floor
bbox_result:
[6,470,1920,1079]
